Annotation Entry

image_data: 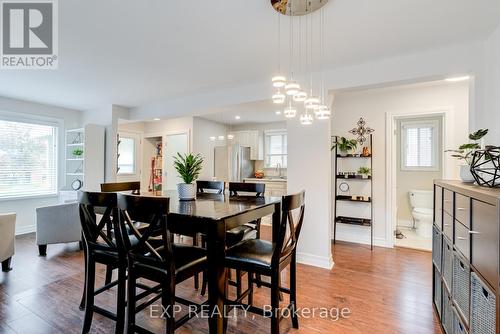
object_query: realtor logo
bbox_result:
[1,0,58,69]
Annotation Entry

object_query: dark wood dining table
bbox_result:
[160,190,282,334]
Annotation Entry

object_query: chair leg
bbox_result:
[162,277,176,334]
[105,265,113,285]
[236,270,243,298]
[38,244,47,256]
[290,258,299,329]
[82,256,96,333]
[270,272,280,334]
[79,240,84,250]
[1,257,12,272]
[193,234,199,290]
[115,266,126,334]
[247,272,253,305]
[127,264,137,334]
[201,270,207,296]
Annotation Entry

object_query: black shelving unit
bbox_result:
[333,134,374,250]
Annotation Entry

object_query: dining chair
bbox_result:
[196,180,225,194]
[116,194,207,334]
[224,191,305,334]
[77,191,126,334]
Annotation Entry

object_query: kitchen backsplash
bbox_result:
[254,160,287,178]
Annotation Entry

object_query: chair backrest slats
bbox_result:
[197,181,225,194]
[274,191,305,264]
[229,182,265,197]
[101,182,140,194]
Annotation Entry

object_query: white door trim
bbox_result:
[385,108,451,248]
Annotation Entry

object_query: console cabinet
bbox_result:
[433,180,500,334]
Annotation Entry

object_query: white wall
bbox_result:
[192,117,227,180]
[332,81,469,247]
[0,96,81,234]
[287,118,332,269]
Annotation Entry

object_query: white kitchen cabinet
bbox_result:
[231,130,264,160]
[243,179,287,197]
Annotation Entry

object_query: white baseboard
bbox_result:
[334,225,388,247]
[15,224,36,236]
[296,252,334,270]
[396,219,414,228]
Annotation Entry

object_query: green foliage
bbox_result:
[72,148,83,156]
[332,137,358,152]
[358,167,371,175]
[173,153,203,184]
[445,128,488,165]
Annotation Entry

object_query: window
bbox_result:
[265,130,287,168]
[401,120,439,171]
[0,118,58,199]
[117,136,136,174]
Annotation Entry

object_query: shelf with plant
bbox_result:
[332,137,358,157]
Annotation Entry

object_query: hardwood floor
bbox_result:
[0,230,442,334]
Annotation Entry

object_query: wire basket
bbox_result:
[470,272,496,334]
[454,308,469,334]
[452,252,470,325]
[443,288,453,334]
[442,239,453,290]
[470,147,500,188]
[433,226,442,271]
[434,268,442,318]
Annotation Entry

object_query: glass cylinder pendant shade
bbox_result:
[227,134,234,140]
[304,96,320,109]
[293,90,307,102]
[315,105,331,119]
[272,76,287,88]
[284,106,297,118]
[285,81,300,96]
[300,113,313,125]
[272,91,286,104]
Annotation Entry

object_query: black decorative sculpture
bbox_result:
[349,118,374,144]
[470,146,500,188]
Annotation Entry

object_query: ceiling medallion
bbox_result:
[349,118,375,144]
[271,0,329,16]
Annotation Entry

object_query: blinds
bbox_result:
[404,125,434,168]
[0,119,57,199]
[265,131,287,168]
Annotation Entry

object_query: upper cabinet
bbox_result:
[231,130,264,160]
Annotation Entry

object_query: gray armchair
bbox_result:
[0,213,16,271]
[36,202,81,256]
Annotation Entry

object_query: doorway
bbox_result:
[164,132,189,190]
[393,114,444,250]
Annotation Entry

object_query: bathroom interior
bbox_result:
[395,115,444,250]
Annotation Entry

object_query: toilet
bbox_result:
[409,190,434,238]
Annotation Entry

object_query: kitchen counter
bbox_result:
[243,177,287,183]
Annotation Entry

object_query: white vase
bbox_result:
[460,165,475,183]
[177,183,196,200]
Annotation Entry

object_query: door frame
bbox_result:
[385,108,451,248]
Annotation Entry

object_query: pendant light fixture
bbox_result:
[300,112,313,125]
[272,91,286,104]
[284,101,297,118]
[315,7,331,120]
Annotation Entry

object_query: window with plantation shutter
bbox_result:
[401,120,439,171]
[0,118,58,199]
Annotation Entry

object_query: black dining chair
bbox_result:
[101,181,141,194]
[116,193,207,334]
[77,191,126,334]
[224,191,305,334]
[196,180,225,194]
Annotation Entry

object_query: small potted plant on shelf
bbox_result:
[358,167,371,179]
[333,137,358,156]
[72,148,83,158]
[445,129,488,183]
[173,153,203,200]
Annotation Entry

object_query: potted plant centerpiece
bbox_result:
[358,167,371,179]
[334,137,358,157]
[173,153,204,200]
[446,129,488,183]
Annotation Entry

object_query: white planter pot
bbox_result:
[177,183,196,200]
[339,151,348,157]
[460,165,475,183]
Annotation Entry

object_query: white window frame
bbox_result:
[264,129,287,168]
[117,132,140,176]
[0,112,60,201]
[400,119,439,171]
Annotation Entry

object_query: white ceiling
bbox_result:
[198,100,284,124]
[1,0,499,111]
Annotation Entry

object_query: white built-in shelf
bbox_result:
[66,128,84,133]
[67,143,84,147]
[67,158,84,161]
[66,173,84,176]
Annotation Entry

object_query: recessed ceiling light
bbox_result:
[275,111,281,115]
[153,118,161,121]
[235,116,241,120]
[445,76,470,82]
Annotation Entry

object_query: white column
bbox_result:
[287,117,333,269]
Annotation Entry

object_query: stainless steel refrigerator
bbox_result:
[214,145,254,182]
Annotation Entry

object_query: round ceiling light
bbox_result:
[315,105,331,119]
[293,90,307,102]
[285,81,300,96]
[284,106,297,118]
[272,92,286,104]
[304,96,320,109]
[272,76,287,88]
